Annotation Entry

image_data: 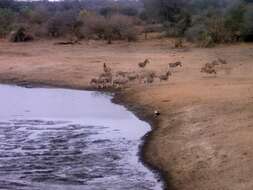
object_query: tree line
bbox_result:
[0,0,252,45]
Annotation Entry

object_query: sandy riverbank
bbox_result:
[1,38,253,190]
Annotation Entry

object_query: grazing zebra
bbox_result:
[127,72,139,81]
[159,71,172,82]
[113,78,129,88]
[138,59,150,68]
[218,58,228,65]
[201,66,217,75]
[103,63,111,73]
[169,61,182,68]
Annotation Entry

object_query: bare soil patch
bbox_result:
[0,39,253,190]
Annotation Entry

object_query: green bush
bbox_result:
[242,5,253,41]
[0,8,15,37]
[224,1,245,41]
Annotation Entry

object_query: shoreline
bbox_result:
[0,81,169,189]
[112,91,170,190]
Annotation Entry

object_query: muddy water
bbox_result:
[0,85,163,190]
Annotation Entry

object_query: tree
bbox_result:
[0,8,15,36]
[223,0,245,41]
[142,0,188,22]
[242,4,253,41]
[47,10,78,37]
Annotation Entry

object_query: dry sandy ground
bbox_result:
[0,38,253,190]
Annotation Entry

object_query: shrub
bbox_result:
[242,5,253,41]
[80,14,139,42]
[121,26,138,42]
[81,14,107,39]
[9,26,34,42]
[100,7,118,17]
[185,24,215,47]
[206,16,228,43]
[31,23,48,37]
[120,7,138,17]
[163,10,191,37]
[224,1,245,41]
[0,8,15,37]
[47,10,79,37]
[185,23,207,42]
[24,7,49,25]
[100,6,138,17]
[198,32,215,48]
[186,9,235,45]
[107,15,139,41]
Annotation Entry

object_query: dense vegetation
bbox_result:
[0,0,253,45]
[143,0,253,45]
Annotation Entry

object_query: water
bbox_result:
[0,85,163,190]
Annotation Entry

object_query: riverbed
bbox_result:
[0,85,163,190]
